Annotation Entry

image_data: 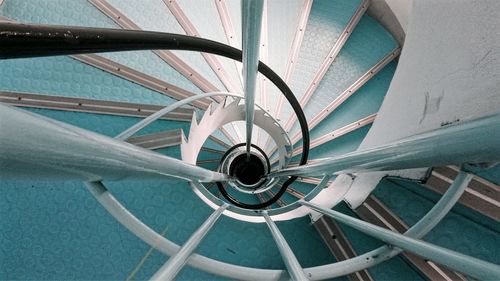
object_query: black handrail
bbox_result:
[0,22,310,209]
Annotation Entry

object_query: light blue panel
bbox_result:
[176,0,242,92]
[266,0,303,79]
[334,202,425,281]
[290,15,397,137]
[281,0,362,122]
[225,0,242,48]
[100,51,203,95]
[105,0,226,91]
[374,179,500,264]
[265,0,304,110]
[309,62,397,141]
[0,0,116,27]
[0,56,179,105]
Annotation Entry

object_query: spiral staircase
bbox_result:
[1,0,499,280]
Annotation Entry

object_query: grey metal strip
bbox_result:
[163,0,242,94]
[313,217,374,281]
[0,91,193,121]
[283,0,370,131]
[356,196,467,281]
[71,54,210,109]
[126,129,183,149]
[424,167,500,221]
[89,0,221,94]
[286,187,305,199]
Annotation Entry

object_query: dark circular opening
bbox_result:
[229,154,265,186]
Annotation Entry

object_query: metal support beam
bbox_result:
[150,204,229,281]
[263,211,309,281]
[313,217,374,281]
[0,91,193,121]
[300,193,500,280]
[356,196,466,280]
[242,0,264,156]
[271,113,500,178]
[0,103,227,182]
[126,129,182,150]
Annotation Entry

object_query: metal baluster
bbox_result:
[150,204,229,281]
[242,0,264,156]
[299,175,500,281]
[262,211,309,280]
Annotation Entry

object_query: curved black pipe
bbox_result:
[0,22,310,209]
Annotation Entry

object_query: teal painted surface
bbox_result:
[334,203,426,281]
[0,108,337,280]
[281,0,362,121]
[464,164,500,185]
[374,179,500,264]
[0,56,178,106]
[309,61,397,142]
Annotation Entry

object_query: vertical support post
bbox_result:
[299,194,500,280]
[242,0,264,156]
[150,204,229,281]
[262,211,309,280]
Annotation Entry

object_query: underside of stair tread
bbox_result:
[1,0,498,280]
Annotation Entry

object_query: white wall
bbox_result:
[361,0,500,149]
